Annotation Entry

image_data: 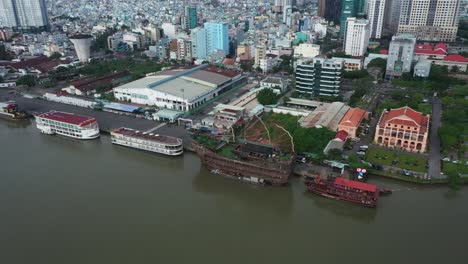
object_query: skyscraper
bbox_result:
[383,0,402,35]
[318,0,342,25]
[367,0,386,39]
[185,6,197,30]
[190,27,207,59]
[204,22,229,55]
[339,0,366,36]
[344,17,370,56]
[0,0,49,28]
[397,0,461,42]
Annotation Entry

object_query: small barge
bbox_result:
[111,127,183,156]
[305,176,380,208]
[0,101,29,120]
[35,110,100,139]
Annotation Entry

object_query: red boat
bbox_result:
[305,176,380,208]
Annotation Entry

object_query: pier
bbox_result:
[0,90,193,148]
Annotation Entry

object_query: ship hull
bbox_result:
[305,180,378,208]
[307,187,377,208]
[0,112,28,121]
[193,142,293,186]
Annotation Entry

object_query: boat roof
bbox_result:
[112,127,182,145]
[36,111,96,126]
[334,177,377,193]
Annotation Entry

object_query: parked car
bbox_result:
[359,145,369,151]
[356,151,366,156]
[351,137,361,142]
[401,169,412,176]
[442,157,450,162]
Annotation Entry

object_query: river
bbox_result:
[0,120,467,264]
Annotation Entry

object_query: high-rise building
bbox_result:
[367,0,386,39]
[318,0,342,25]
[339,0,366,36]
[190,27,207,59]
[397,0,461,42]
[295,57,344,97]
[204,22,229,55]
[344,18,370,57]
[383,0,402,35]
[386,34,416,79]
[283,5,293,26]
[185,6,197,29]
[254,44,266,68]
[0,0,49,28]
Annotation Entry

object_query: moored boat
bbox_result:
[35,111,100,139]
[111,127,183,156]
[0,101,29,120]
[305,176,380,208]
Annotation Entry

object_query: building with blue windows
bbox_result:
[204,22,229,55]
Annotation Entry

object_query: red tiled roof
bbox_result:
[335,130,348,141]
[339,108,366,128]
[36,111,96,126]
[444,54,468,63]
[414,43,447,56]
[334,177,377,193]
[70,71,130,92]
[378,106,429,132]
[223,58,236,65]
[379,49,388,55]
[2,56,69,73]
[202,66,240,78]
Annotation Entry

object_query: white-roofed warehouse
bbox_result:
[113,64,245,111]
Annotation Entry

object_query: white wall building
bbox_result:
[367,0,386,39]
[113,65,243,112]
[398,0,461,42]
[386,34,416,79]
[259,54,281,73]
[344,18,371,57]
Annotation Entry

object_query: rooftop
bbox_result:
[261,76,283,85]
[69,34,93,39]
[414,43,447,56]
[334,177,377,193]
[339,108,367,128]
[444,54,468,63]
[113,127,182,145]
[379,106,429,132]
[114,66,239,102]
[36,111,96,126]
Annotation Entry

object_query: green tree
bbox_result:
[367,58,386,70]
[0,44,12,60]
[16,75,37,87]
[343,70,369,79]
[450,65,460,73]
[257,89,279,105]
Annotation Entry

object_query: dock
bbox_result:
[2,91,193,148]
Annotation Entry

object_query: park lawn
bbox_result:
[365,147,427,172]
[442,161,468,175]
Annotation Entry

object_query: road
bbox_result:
[428,98,443,178]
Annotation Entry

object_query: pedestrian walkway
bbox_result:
[145,123,166,133]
